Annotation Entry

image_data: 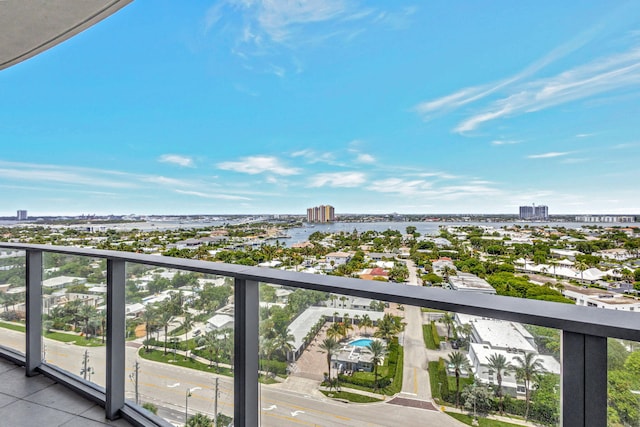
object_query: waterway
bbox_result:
[280,221,640,247]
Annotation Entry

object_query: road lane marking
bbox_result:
[260,398,350,421]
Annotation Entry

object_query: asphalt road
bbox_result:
[400,259,433,400]
[1,308,463,427]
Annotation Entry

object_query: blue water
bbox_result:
[349,338,374,347]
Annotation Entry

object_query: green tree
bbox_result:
[158,311,173,355]
[367,340,387,390]
[487,353,512,414]
[141,402,158,414]
[181,313,194,357]
[360,314,373,336]
[439,312,455,340]
[319,337,339,379]
[140,307,158,352]
[575,261,589,282]
[513,352,544,420]
[447,351,470,408]
[186,412,214,427]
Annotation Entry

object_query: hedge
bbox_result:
[431,321,441,347]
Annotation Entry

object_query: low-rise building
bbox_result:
[205,314,235,332]
[42,276,86,290]
[325,252,352,266]
[563,286,640,312]
[448,273,496,294]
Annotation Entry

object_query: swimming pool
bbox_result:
[349,338,374,347]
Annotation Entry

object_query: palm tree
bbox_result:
[575,261,589,283]
[329,294,337,308]
[197,331,220,369]
[181,313,194,358]
[487,353,512,415]
[140,307,158,352]
[353,314,361,334]
[441,265,457,281]
[326,322,344,342]
[374,314,402,342]
[513,352,544,420]
[548,258,559,278]
[273,328,295,361]
[367,340,387,390]
[158,311,173,355]
[319,337,340,380]
[447,351,470,408]
[77,305,98,339]
[361,314,373,336]
[342,313,353,339]
[339,296,348,308]
[439,312,455,340]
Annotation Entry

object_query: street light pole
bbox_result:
[185,386,201,425]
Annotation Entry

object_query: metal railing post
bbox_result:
[25,250,43,376]
[106,259,126,420]
[234,278,259,427]
[562,331,607,426]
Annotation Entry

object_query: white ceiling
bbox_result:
[0,0,132,70]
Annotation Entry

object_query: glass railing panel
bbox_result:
[608,338,640,426]
[439,311,561,426]
[42,253,106,386]
[258,288,412,426]
[124,263,234,426]
[0,249,26,354]
[257,283,562,426]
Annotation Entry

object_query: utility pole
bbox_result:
[214,377,219,427]
[129,360,140,405]
[81,349,89,380]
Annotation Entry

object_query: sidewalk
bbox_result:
[443,405,540,426]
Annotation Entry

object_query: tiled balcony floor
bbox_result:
[0,357,133,427]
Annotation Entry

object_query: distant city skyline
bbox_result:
[1,1,639,215]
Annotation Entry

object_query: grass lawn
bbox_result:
[423,324,439,350]
[258,375,278,385]
[138,349,233,377]
[0,322,103,346]
[0,321,25,332]
[445,412,523,427]
[44,331,104,347]
[320,390,383,403]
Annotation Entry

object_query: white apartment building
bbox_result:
[563,287,640,312]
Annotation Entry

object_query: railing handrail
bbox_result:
[2,242,639,342]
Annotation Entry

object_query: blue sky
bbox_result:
[1,1,640,216]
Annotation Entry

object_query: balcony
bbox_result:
[0,243,638,426]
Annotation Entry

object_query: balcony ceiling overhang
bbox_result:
[0,0,132,71]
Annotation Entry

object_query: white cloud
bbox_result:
[491,140,520,146]
[217,155,301,175]
[309,171,366,187]
[454,47,640,133]
[528,152,571,159]
[575,133,594,138]
[369,178,433,196]
[368,178,501,200]
[561,158,589,164]
[290,149,337,164]
[158,154,194,167]
[256,0,350,42]
[174,190,250,201]
[0,161,135,189]
[356,153,375,163]
[141,176,193,187]
[412,171,458,180]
